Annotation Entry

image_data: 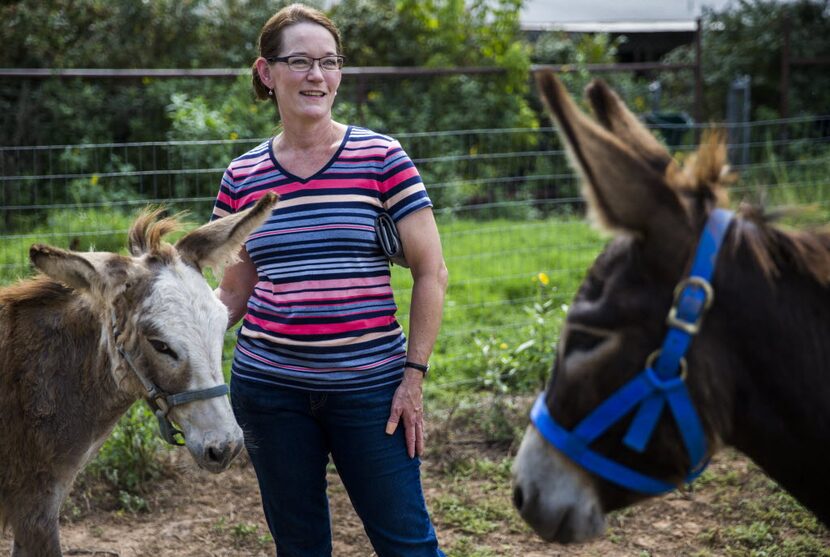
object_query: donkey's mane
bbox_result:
[674,133,830,286]
[734,206,830,286]
[128,207,183,260]
[0,276,74,307]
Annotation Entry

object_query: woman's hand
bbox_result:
[214,247,258,329]
[385,369,425,458]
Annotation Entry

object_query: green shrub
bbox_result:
[85,403,171,505]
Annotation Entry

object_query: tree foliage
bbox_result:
[0,0,543,224]
[661,0,830,120]
[1,0,535,146]
[0,0,296,145]
[329,0,535,133]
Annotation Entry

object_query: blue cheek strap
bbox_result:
[531,208,734,495]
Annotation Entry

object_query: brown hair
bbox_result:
[251,3,342,101]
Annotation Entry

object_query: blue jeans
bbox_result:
[231,377,445,557]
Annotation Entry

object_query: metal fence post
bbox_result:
[726,75,751,167]
[779,15,792,146]
[648,80,662,112]
[694,17,704,140]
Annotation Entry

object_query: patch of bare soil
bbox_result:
[3,398,828,557]
[19,450,824,557]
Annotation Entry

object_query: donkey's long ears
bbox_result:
[175,192,279,274]
[29,245,127,292]
[585,79,674,174]
[536,71,689,242]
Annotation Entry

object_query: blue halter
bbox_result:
[531,208,734,494]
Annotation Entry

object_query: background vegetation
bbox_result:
[1,1,829,552]
[662,0,830,121]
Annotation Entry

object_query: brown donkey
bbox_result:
[0,193,277,556]
[512,72,830,542]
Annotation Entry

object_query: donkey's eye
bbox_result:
[149,339,178,360]
[563,330,604,358]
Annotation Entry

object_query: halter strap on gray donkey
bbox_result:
[110,309,232,445]
[532,208,735,494]
[115,345,230,446]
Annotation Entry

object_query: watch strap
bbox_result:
[404,361,429,376]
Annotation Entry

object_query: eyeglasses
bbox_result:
[266,55,345,72]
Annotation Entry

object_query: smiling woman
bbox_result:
[211,3,449,556]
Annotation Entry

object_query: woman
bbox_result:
[212,4,448,556]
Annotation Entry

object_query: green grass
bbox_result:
[392,216,605,391]
[0,208,136,283]
[690,451,830,557]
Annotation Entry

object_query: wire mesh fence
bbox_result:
[1,115,829,388]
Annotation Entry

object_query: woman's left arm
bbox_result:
[384,208,449,458]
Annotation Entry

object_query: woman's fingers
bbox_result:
[386,399,402,435]
[386,385,425,458]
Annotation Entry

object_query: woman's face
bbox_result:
[269,22,341,125]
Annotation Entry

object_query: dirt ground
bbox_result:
[3,401,829,557]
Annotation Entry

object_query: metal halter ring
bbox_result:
[645,349,688,381]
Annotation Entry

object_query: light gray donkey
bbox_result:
[0,192,277,556]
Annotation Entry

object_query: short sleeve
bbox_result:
[380,139,432,222]
[210,168,238,222]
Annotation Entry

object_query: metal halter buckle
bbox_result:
[666,276,714,335]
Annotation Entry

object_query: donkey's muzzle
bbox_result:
[192,431,244,473]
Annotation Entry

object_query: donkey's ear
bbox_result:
[585,79,674,174]
[175,192,279,274]
[536,71,690,243]
[30,245,100,291]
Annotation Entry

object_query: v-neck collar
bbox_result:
[268,125,352,184]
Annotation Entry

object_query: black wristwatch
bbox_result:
[404,360,430,377]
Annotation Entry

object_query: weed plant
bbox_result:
[83,404,171,512]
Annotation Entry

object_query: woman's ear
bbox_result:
[255,57,273,90]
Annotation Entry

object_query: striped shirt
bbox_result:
[212,126,432,392]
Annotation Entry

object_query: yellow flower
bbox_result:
[499,343,508,350]
[90,174,99,186]
[229,132,239,141]
[537,272,550,286]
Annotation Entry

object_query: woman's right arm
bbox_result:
[214,247,258,329]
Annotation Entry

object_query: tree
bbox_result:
[661,0,830,120]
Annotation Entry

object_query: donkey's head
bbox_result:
[512,73,734,542]
[29,193,277,472]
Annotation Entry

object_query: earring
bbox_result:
[268,89,274,96]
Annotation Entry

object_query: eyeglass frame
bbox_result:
[266,55,345,72]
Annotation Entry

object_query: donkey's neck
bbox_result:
[39,289,138,429]
[713,249,830,525]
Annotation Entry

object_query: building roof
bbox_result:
[520,0,733,32]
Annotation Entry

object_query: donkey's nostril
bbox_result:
[206,445,228,465]
[513,485,525,511]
